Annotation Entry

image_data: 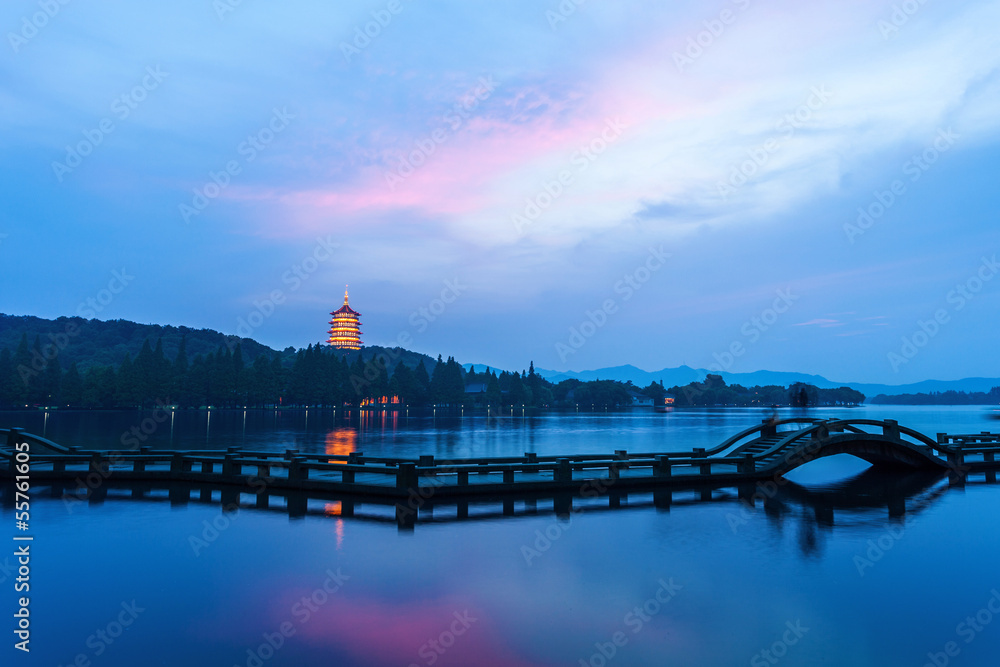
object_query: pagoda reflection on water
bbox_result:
[327,286,363,350]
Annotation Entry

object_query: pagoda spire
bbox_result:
[328,286,363,350]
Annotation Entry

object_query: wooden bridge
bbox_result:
[3,418,999,528]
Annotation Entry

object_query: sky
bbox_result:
[1,0,998,385]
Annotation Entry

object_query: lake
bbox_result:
[2,405,999,666]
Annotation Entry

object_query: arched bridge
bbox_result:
[710,417,957,476]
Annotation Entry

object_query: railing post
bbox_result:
[761,419,776,438]
[458,470,469,485]
[555,458,572,483]
[342,469,355,484]
[741,453,755,474]
[419,455,434,467]
[882,419,900,440]
[397,462,417,492]
[170,453,187,474]
[655,455,672,478]
[615,450,628,469]
[7,427,24,449]
[223,453,238,477]
[694,448,709,475]
[947,448,965,469]
[90,452,105,476]
[503,468,514,484]
[937,433,948,446]
[133,458,146,473]
[288,457,308,482]
[201,460,213,474]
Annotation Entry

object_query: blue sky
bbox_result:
[1,0,998,384]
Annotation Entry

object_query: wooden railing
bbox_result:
[4,423,1000,494]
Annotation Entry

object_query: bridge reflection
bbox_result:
[11,466,994,550]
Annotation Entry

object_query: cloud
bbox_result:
[794,319,843,328]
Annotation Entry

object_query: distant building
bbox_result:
[328,287,363,350]
[465,383,488,395]
[655,393,675,412]
[627,390,654,408]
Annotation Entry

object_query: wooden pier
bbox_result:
[3,418,999,529]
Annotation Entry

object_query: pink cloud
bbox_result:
[290,597,551,667]
[220,78,681,238]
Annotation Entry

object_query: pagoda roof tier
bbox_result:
[331,305,361,316]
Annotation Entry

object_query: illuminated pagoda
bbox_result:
[327,286,363,350]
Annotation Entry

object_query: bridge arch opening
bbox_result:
[782,453,873,486]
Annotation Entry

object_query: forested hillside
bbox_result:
[0,314,862,411]
[0,314,282,370]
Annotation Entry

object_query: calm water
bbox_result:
[3,406,1000,666]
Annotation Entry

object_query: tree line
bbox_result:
[665,375,865,407]
[0,331,864,410]
[0,332,657,409]
[870,388,1000,405]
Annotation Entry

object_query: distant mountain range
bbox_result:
[530,364,1000,400]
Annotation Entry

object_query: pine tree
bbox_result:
[134,338,155,407]
[509,372,526,406]
[430,355,445,403]
[250,355,269,407]
[153,338,170,402]
[62,362,83,406]
[412,361,431,405]
[116,353,140,407]
[270,355,285,405]
[486,371,501,406]
[232,343,245,406]
[0,348,12,407]
[391,361,413,404]
[173,335,189,406]
[348,353,367,404]
[12,334,32,404]
[41,353,61,405]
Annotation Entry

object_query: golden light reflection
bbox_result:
[322,504,345,549]
[325,428,357,462]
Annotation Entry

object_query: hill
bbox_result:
[0,313,439,375]
[0,314,285,370]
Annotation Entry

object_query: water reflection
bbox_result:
[6,406,1000,666]
[3,405,995,460]
[762,468,949,559]
[20,464,985,557]
[326,428,358,459]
